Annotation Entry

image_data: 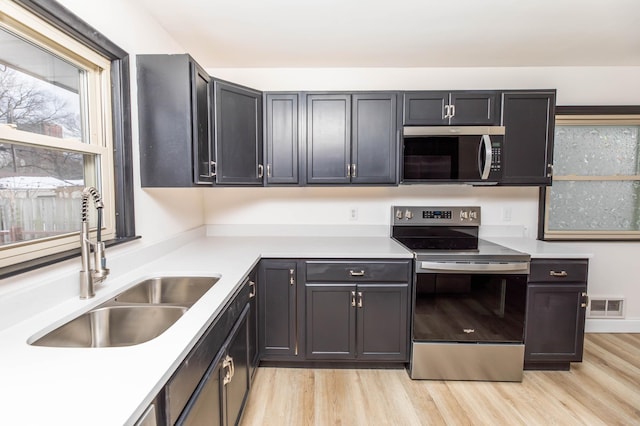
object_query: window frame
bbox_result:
[0,0,135,277]
[539,105,640,241]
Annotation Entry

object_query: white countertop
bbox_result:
[0,236,411,426]
[0,234,591,425]
[483,237,594,259]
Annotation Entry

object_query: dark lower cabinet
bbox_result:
[501,91,556,185]
[305,283,408,361]
[524,258,589,370]
[305,284,356,359]
[258,260,301,360]
[176,305,250,426]
[304,260,411,362]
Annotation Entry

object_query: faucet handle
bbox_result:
[93,241,110,282]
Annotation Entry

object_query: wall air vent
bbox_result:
[588,297,625,319]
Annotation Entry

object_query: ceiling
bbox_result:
[131,0,640,68]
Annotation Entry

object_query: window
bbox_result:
[0,0,134,273]
[541,107,640,240]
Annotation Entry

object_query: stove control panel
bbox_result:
[392,206,481,226]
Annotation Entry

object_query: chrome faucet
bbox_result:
[79,187,109,299]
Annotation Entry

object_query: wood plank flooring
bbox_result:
[241,334,640,425]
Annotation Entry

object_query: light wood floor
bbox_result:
[241,334,640,425]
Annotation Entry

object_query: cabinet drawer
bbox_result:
[529,259,588,283]
[305,260,411,283]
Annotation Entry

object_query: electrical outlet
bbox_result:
[502,207,512,222]
[349,207,358,221]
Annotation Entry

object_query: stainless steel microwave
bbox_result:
[401,126,505,184]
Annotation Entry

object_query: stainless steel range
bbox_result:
[391,206,530,382]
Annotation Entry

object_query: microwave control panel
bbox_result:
[491,141,502,172]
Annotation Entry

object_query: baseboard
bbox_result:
[585,318,640,333]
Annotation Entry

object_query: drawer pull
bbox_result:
[549,270,568,277]
[349,270,365,277]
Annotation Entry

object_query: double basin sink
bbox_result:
[29,276,220,348]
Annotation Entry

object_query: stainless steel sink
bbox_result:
[30,306,187,348]
[29,275,220,348]
[115,276,219,307]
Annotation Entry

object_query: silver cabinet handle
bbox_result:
[357,291,363,308]
[258,164,264,178]
[346,163,351,177]
[289,269,295,286]
[248,280,256,298]
[267,164,272,178]
[550,270,568,277]
[349,270,365,277]
[581,292,589,308]
[444,104,451,118]
[351,164,356,178]
[351,290,356,307]
[450,104,455,118]
[222,355,233,385]
[210,161,217,177]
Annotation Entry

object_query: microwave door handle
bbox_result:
[479,135,492,179]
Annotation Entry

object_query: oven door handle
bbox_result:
[419,261,529,273]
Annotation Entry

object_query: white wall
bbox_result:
[56,0,205,243]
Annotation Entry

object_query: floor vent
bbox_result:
[588,297,625,319]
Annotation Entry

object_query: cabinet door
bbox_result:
[352,93,398,184]
[175,351,223,426]
[449,91,501,125]
[525,283,587,363]
[213,81,263,185]
[501,91,555,185]
[258,260,299,359]
[357,284,409,361]
[265,93,299,184]
[192,64,213,184]
[137,54,200,187]
[403,91,449,125]
[223,305,250,426]
[305,284,357,359]
[306,94,351,184]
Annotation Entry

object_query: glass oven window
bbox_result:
[413,273,527,343]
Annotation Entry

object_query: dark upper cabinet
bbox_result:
[213,80,263,185]
[305,92,399,185]
[501,91,556,185]
[306,94,352,184]
[351,93,399,184]
[137,54,212,187]
[258,260,301,360]
[404,91,501,126]
[264,93,299,184]
[524,259,589,370]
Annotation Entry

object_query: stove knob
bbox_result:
[460,210,469,220]
[405,210,414,220]
[469,210,478,220]
[395,209,404,220]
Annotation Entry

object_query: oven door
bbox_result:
[413,261,528,344]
